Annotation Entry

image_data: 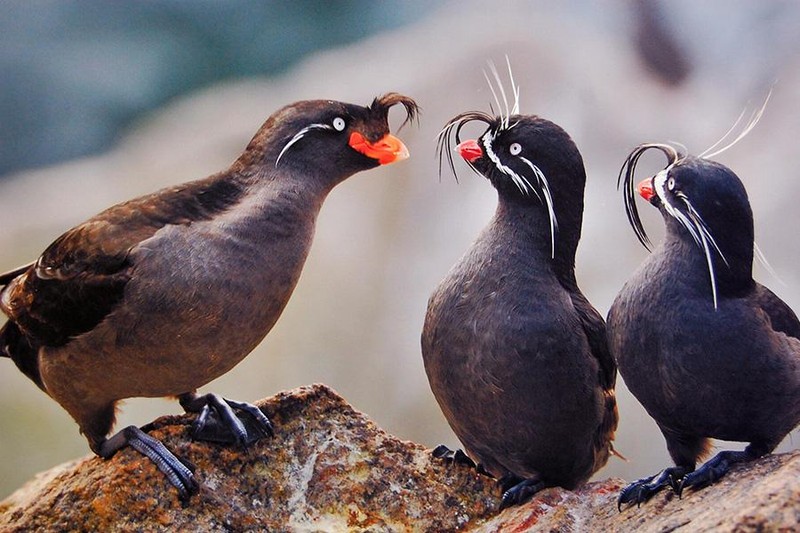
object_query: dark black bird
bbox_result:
[608,143,800,508]
[423,89,618,508]
[0,93,418,499]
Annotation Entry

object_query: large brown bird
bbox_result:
[423,80,617,508]
[0,93,417,499]
[609,143,800,508]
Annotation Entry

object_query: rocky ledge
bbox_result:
[1,384,798,532]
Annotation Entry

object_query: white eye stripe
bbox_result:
[519,156,558,259]
[332,117,346,131]
[275,123,333,166]
[482,132,536,198]
[481,130,558,259]
[509,142,521,155]
[653,169,670,200]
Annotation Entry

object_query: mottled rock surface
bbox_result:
[0,385,499,532]
[1,385,798,532]
[472,451,800,532]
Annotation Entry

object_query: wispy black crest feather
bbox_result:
[618,143,682,250]
[436,111,497,182]
[369,93,419,131]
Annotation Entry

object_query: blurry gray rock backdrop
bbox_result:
[1,0,799,500]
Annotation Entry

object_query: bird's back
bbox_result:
[0,170,321,401]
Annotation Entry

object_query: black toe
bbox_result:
[181,392,273,447]
[500,476,545,509]
[100,425,199,501]
[432,444,477,469]
[678,449,755,496]
[618,466,687,510]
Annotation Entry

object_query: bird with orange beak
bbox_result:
[0,93,417,499]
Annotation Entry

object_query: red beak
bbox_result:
[457,139,483,162]
[348,132,409,165]
[637,178,656,202]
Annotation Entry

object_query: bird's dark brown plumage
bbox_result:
[609,146,800,508]
[0,93,418,499]
[423,107,618,508]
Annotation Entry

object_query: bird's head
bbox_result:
[238,93,418,182]
[438,110,587,261]
[619,143,755,306]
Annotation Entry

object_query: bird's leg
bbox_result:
[617,466,688,510]
[498,472,546,509]
[178,391,273,447]
[617,426,707,509]
[94,426,198,501]
[677,443,767,496]
[431,444,491,476]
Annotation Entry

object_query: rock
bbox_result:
[3,0,800,501]
[0,385,499,532]
[1,385,798,532]
[471,452,800,532]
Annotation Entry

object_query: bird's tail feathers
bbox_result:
[593,388,621,472]
[609,443,628,462]
[0,262,33,287]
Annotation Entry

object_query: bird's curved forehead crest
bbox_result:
[280,95,417,138]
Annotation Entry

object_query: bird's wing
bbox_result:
[1,173,245,347]
[752,283,800,341]
[570,290,617,390]
[570,289,619,459]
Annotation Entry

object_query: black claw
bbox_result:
[617,466,687,511]
[182,393,273,447]
[675,478,686,498]
[500,476,545,509]
[668,471,683,495]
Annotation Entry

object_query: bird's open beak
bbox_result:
[349,132,409,165]
[457,139,483,162]
[637,178,656,203]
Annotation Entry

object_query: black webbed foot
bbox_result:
[99,425,198,501]
[499,473,546,509]
[431,444,491,476]
[180,392,274,447]
[617,466,687,510]
[432,444,476,467]
[677,448,758,496]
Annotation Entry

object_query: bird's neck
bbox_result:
[219,169,332,244]
[493,198,580,286]
[662,231,754,297]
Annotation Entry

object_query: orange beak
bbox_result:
[637,178,656,202]
[457,139,483,162]
[348,132,409,165]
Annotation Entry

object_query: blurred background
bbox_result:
[1,0,799,500]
